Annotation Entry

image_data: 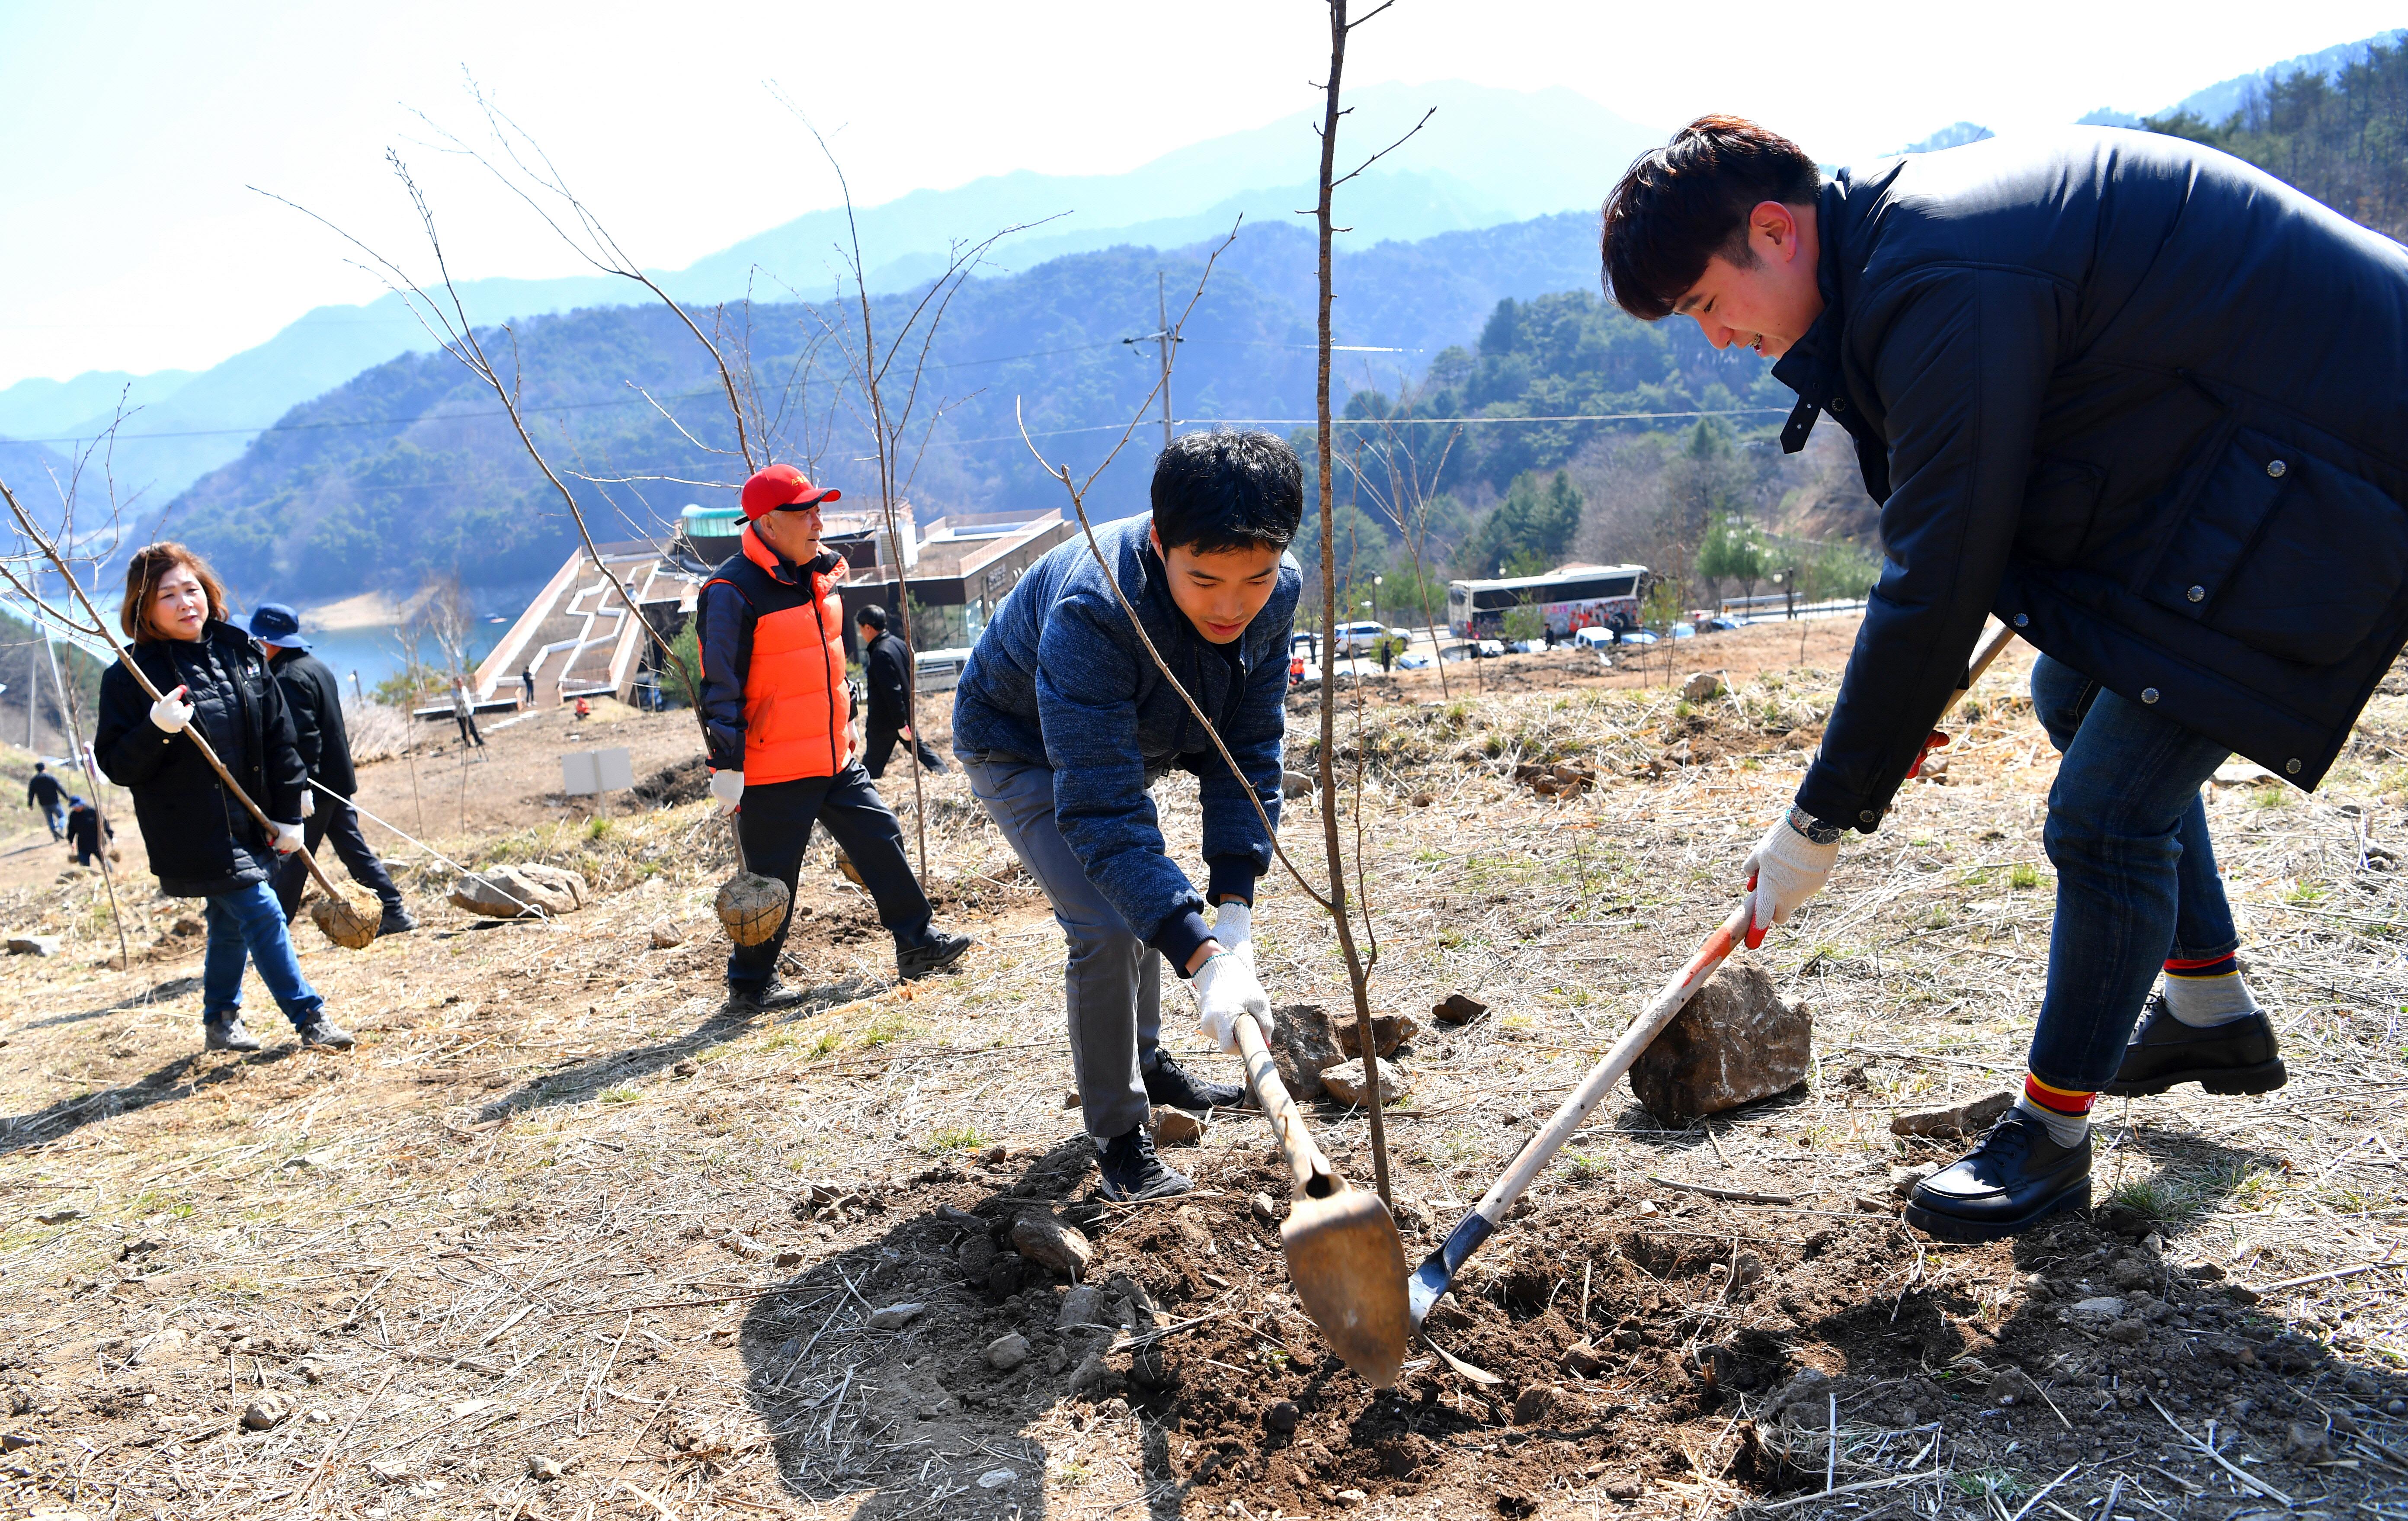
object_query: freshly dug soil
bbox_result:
[746,1144,2405,1517]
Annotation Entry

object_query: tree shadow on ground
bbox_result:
[468,969,885,1123]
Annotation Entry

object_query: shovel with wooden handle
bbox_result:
[1233,1011,1411,1388]
[1409,620,2023,1337]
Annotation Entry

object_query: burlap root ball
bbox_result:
[716,871,791,947]
[307,884,381,950]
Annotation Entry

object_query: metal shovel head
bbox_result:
[1281,1181,1411,1389]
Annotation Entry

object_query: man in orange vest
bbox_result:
[700,465,973,1008]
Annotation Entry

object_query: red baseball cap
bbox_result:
[740,463,842,520]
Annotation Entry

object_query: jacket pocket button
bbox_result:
[2286,758,2302,774]
[2012,613,2029,627]
[2140,688,2160,704]
[2186,585,2205,602]
[2267,459,2288,478]
[1829,396,1847,413]
[1858,810,1876,823]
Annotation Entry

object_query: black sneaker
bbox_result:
[1141,1047,1248,1110]
[378,905,419,935]
[296,1018,355,1051]
[1904,1109,2091,1244]
[897,931,973,982]
[1095,1126,1192,1203]
[203,1017,263,1053]
[728,977,808,1011]
[2104,996,2286,1097]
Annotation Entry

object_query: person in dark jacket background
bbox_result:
[700,464,973,1008]
[247,603,415,935]
[64,795,110,866]
[26,761,64,841]
[94,544,352,1054]
[1603,117,2408,1243]
[952,430,1299,1202]
[855,603,944,779]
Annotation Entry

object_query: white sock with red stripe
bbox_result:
[2161,953,2257,1027]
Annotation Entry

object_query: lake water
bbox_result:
[297,621,506,700]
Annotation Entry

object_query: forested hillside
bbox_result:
[2147,35,2408,241]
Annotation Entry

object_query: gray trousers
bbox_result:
[961,753,1160,1139]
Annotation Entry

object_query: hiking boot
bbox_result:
[296,1018,356,1051]
[203,1016,263,1053]
[378,905,419,935]
[1095,1125,1192,1203]
[2104,996,2286,1097]
[1142,1047,1249,1110]
[1904,1109,2091,1244]
[897,931,973,983]
[729,977,808,1012]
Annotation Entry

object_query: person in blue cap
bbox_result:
[246,602,416,934]
[64,794,111,866]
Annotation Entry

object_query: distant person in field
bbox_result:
[26,760,64,841]
[521,667,536,706]
[1602,115,2408,1244]
[855,604,945,779]
[93,543,352,1054]
[952,430,1300,1202]
[699,464,973,1008]
[450,680,484,748]
[65,795,110,867]
[247,603,415,936]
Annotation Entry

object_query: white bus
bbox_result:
[1446,563,1649,640]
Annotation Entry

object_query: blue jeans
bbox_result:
[2028,655,2237,1091]
[202,880,325,1030]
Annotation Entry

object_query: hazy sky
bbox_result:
[3,0,2397,387]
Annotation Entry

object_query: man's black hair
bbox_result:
[1149,429,1303,555]
[32,761,43,771]
[856,603,888,633]
[1602,114,1822,321]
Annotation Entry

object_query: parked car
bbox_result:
[913,647,974,693]
[1672,622,1697,639]
[1332,620,1387,656]
[1506,639,1547,655]
[1618,629,1658,646]
[1396,652,1433,670]
[1572,626,1617,650]
[1701,615,1744,632]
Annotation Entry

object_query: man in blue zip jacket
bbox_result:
[1603,117,2408,1242]
[954,431,1299,1201]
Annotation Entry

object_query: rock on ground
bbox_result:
[1149,1107,1207,1146]
[866,1302,926,1330]
[1682,671,1724,701]
[1628,953,1809,1125]
[1890,1091,2014,1138]
[1433,992,1488,1026]
[1010,1213,1095,1279]
[1332,1011,1418,1059]
[449,863,589,918]
[6,935,61,956]
[1269,1002,1343,1100]
[986,1332,1031,1370]
[1319,1056,1409,1107]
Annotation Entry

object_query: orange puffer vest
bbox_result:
[698,526,850,784]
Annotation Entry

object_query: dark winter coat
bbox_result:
[1772,129,2408,832]
[863,629,913,731]
[65,801,109,857]
[267,648,357,798]
[26,771,61,809]
[951,514,1298,970]
[94,622,306,896]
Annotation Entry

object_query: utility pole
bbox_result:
[1121,270,1178,452]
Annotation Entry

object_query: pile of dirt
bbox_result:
[744,1146,2407,1516]
[633,754,710,806]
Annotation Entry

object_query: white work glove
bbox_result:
[1742,812,1840,949]
[300,789,315,819]
[709,769,744,815]
[149,685,193,734]
[1194,946,1274,1055]
[1210,899,1254,966]
[270,821,304,855]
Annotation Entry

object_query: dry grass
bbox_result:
[0,622,2401,1519]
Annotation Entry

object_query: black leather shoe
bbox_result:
[728,977,808,1011]
[203,1017,263,1053]
[1141,1047,1248,1110]
[1095,1126,1192,1202]
[1905,1110,2091,1243]
[378,905,419,935]
[897,931,973,982]
[296,1018,355,1051]
[2104,997,2286,1097]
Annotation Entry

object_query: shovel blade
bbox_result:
[1281,1186,1411,1389]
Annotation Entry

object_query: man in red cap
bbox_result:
[698,464,972,1007]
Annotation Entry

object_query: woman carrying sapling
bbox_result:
[94,543,353,1053]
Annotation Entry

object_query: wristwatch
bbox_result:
[1787,804,1846,845]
